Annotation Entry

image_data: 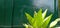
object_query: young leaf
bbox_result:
[32,9,43,28]
[37,9,43,27]
[25,13,33,24]
[49,18,60,28]
[42,9,47,19]
[32,11,37,28]
[42,14,52,28]
[34,11,37,18]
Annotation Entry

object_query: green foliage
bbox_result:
[23,9,60,28]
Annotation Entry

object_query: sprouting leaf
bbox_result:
[31,11,37,28]
[25,13,33,25]
[32,9,43,28]
[42,14,52,28]
[37,8,43,21]
[49,18,60,28]
[37,9,43,27]
[31,9,43,28]
[42,9,47,19]
[34,11,37,18]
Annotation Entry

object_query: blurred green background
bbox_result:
[0,0,59,28]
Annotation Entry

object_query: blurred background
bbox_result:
[0,0,59,28]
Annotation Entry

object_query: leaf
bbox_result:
[37,8,43,21]
[32,9,43,28]
[49,18,60,28]
[49,21,58,28]
[32,11,37,28]
[34,11,37,18]
[23,24,29,28]
[42,14,52,28]
[42,9,47,19]
[36,8,43,27]
[25,13,34,25]
[23,24,33,28]
[32,21,38,28]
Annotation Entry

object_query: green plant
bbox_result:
[23,9,60,28]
